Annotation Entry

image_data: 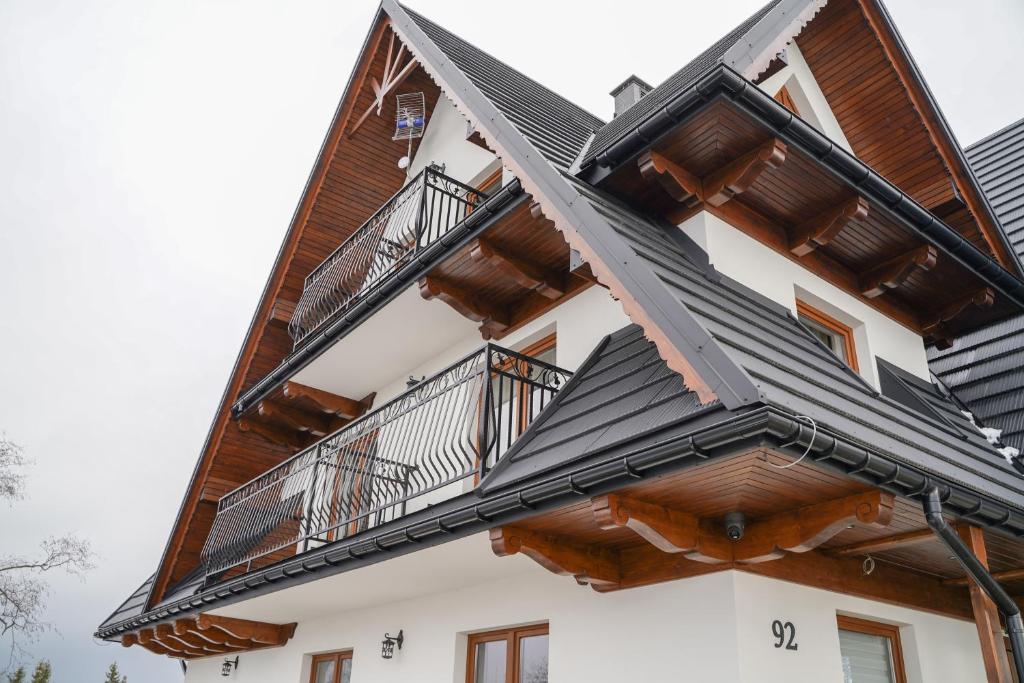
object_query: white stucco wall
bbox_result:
[680,210,931,387]
[182,539,983,683]
[406,95,498,188]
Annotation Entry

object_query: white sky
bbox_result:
[1,1,1021,680]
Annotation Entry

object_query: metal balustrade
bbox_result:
[288,166,485,347]
[200,344,571,580]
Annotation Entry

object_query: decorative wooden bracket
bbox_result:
[348,28,419,137]
[257,399,337,438]
[638,150,703,207]
[859,245,937,298]
[283,381,371,420]
[268,299,297,329]
[921,287,995,342]
[702,138,787,206]
[419,276,509,338]
[638,139,787,209]
[237,417,310,450]
[490,526,620,589]
[470,238,565,300]
[591,490,893,565]
[123,615,297,659]
[789,197,870,257]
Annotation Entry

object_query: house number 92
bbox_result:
[771,620,798,650]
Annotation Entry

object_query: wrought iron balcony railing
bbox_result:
[200,344,571,580]
[288,166,486,348]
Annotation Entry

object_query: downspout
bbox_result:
[923,487,1024,679]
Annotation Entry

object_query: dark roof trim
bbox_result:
[231,180,527,416]
[719,0,825,78]
[386,0,763,410]
[95,403,1024,640]
[577,65,1024,312]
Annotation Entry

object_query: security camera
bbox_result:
[724,512,746,541]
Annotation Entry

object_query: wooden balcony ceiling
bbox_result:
[419,198,595,339]
[489,448,1024,620]
[599,98,1016,346]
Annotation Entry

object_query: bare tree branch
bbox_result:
[0,436,27,503]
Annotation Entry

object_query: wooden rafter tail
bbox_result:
[789,196,869,256]
[237,417,309,450]
[637,149,702,207]
[156,622,228,655]
[418,276,510,334]
[195,613,298,647]
[702,137,787,207]
[470,237,565,299]
[282,380,369,420]
[859,245,937,298]
[257,399,335,437]
[489,526,621,589]
[921,286,995,337]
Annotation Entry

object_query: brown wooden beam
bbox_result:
[490,526,620,589]
[789,197,869,257]
[859,245,938,298]
[257,399,336,437]
[828,528,936,557]
[140,626,203,658]
[957,523,1013,682]
[945,567,1024,587]
[237,417,309,450]
[593,490,893,564]
[470,238,565,299]
[195,614,297,646]
[174,617,255,650]
[156,623,228,655]
[282,381,370,420]
[702,138,787,207]
[922,287,995,338]
[120,633,137,648]
[638,149,702,207]
[268,299,296,328]
[419,276,509,337]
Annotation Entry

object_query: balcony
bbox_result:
[201,344,571,580]
[288,165,489,348]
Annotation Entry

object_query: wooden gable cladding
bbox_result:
[149,15,444,606]
[122,614,296,660]
[485,448,1022,620]
[599,98,1018,344]
[795,0,1014,271]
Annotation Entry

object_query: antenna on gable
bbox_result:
[394,92,426,169]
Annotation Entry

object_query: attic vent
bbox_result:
[610,75,653,118]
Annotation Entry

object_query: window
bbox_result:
[837,615,907,683]
[467,624,549,683]
[796,300,859,372]
[310,651,353,683]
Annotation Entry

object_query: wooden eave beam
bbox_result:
[257,399,336,437]
[638,139,787,209]
[196,613,297,646]
[828,528,936,557]
[592,490,893,564]
[156,623,228,655]
[470,237,565,300]
[921,287,995,339]
[174,618,256,650]
[268,299,296,328]
[282,381,370,420]
[237,417,309,450]
[859,245,938,298]
[944,567,1024,588]
[419,276,509,337]
[789,197,870,257]
[490,526,621,589]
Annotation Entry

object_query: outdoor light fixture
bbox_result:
[221,656,239,677]
[381,630,404,659]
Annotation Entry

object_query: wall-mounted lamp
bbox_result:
[381,630,404,659]
[221,656,239,677]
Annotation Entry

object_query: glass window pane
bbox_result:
[340,658,352,683]
[518,634,549,683]
[314,659,336,683]
[839,629,896,683]
[474,639,507,683]
[799,314,847,363]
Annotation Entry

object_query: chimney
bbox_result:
[610,75,653,117]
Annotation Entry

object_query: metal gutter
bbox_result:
[231,179,526,417]
[96,404,1024,640]
[578,65,1024,312]
[924,487,1024,679]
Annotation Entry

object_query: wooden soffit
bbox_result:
[122,614,297,660]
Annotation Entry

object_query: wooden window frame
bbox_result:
[836,614,907,683]
[775,85,799,115]
[465,623,549,683]
[309,650,353,683]
[796,300,860,373]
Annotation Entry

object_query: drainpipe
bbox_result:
[923,487,1024,679]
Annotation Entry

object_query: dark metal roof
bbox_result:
[97,574,155,632]
[401,4,604,170]
[580,0,785,167]
[929,117,1024,450]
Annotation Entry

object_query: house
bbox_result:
[95,1,1024,681]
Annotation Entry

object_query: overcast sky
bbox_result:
[1,1,1021,681]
